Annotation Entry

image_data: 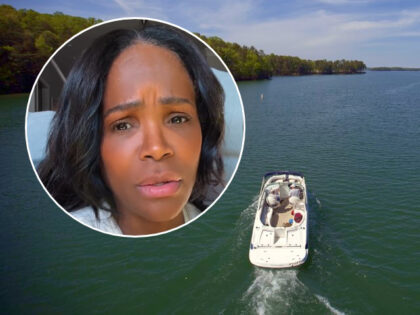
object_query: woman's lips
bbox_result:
[136,180,181,198]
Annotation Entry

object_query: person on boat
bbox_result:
[289,184,300,198]
[37,22,225,236]
[266,186,281,208]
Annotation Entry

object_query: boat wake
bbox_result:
[234,195,259,249]
[308,190,321,209]
[242,268,306,315]
[315,295,346,315]
[241,268,346,315]
[315,197,321,208]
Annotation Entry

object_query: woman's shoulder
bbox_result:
[70,206,122,235]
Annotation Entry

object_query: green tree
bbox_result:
[0,4,101,94]
[35,30,59,56]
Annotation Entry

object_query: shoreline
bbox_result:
[368,67,420,71]
[235,71,366,82]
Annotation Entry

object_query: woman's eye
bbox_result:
[169,115,190,124]
[112,121,132,131]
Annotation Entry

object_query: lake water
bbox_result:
[1,71,419,314]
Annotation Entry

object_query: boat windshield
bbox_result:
[264,182,280,192]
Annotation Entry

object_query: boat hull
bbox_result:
[249,247,308,268]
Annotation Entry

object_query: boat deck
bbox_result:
[270,199,294,227]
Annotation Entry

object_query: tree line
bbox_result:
[369,67,420,71]
[0,5,366,94]
[198,34,366,80]
[0,5,100,94]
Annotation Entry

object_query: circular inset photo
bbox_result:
[25,18,245,237]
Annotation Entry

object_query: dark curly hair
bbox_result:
[37,23,225,215]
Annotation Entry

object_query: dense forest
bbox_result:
[199,34,366,80]
[0,5,366,94]
[0,5,101,94]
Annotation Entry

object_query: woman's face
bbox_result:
[101,43,202,234]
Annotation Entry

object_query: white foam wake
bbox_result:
[240,195,260,222]
[235,196,259,248]
[315,294,346,315]
[242,268,305,315]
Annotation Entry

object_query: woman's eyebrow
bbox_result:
[104,97,194,118]
[103,100,142,118]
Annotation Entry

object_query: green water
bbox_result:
[1,71,419,314]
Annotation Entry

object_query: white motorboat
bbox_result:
[249,171,309,268]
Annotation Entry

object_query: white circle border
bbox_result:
[24,17,246,238]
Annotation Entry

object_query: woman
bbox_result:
[38,23,225,236]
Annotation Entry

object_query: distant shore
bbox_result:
[263,71,366,79]
[369,67,420,71]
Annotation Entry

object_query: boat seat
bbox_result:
[266,192,280,208]
[266,207,274,225]
[279,185,290,200]
[289,196,300,207]
[290,196,305,210]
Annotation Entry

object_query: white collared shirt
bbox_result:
[70,203,201,235]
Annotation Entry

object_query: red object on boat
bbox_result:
[294,212,303,223]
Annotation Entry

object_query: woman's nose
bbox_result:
[139,123,174,161]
